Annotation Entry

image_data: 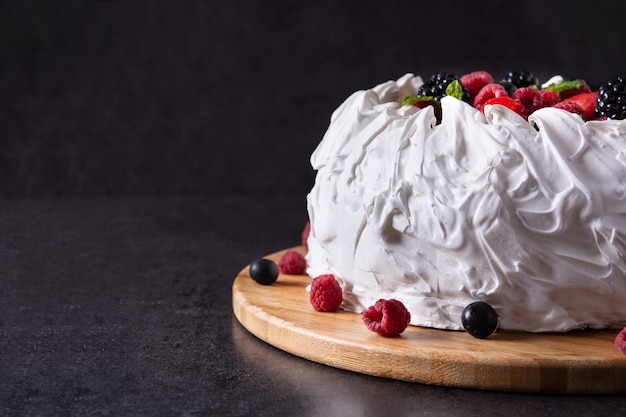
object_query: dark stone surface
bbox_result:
[2,1,626,415]
[2,196,626,417]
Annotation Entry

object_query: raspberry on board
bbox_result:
[616,327,626,354]
[362,299,411,337]
[309,274,343,312]
[278,250,307,275]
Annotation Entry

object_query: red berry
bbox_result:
[473,83,508,110]
[482,96,525,117]
[539,89,560,108]
[558,80,592,100]
[553,100,584,116]
[616,327,626,354]
[278,250,307,274]
[362,299,411,337]
[512,87,543,116]
[460,71,494,102]
[301,221,311,250]
[562,91,598,120]
[310,274,343,312]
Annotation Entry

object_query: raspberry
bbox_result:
[482,96,525,117]
[278,250,307,274]
[460,71,494,102]
[362,299,411,337]
[553,100,584,116]
[301,221,310,250]
[512,87,543,116]
[473,83,508,110]
[310,274,342,312]
[616,327,626,354]
[539,89,560,107]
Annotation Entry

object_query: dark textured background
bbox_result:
[2,2,626,416]
[1,0,625,198]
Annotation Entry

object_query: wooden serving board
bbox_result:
[232,247,626,394]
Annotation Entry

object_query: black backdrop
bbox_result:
[1,0,625,198]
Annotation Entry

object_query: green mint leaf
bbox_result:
[445,80,464,100]
[543,79,586,94]
[402,96,435,106]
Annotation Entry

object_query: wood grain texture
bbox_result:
[232,247,626,394]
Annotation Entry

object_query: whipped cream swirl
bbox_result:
[306,74,626,332]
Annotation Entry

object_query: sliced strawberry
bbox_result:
[482,96,525,117]
[562,91,598,120]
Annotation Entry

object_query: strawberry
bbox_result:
[543,79,592,100]
[460,71,494,102]
[482,96,525,117]
[553,101,584,117]
[562,91,598,120]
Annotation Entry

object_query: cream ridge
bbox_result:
[305,74,626,332]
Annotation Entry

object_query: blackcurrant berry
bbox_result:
[461,301,499,339]
[249,258,279,285]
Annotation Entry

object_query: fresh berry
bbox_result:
[461,302,499,339]
[512,87,543,116]
[362,299,411,337]
[249,258,279,285]
[460,71,494,101]
[616,327,626,354]
[301,221,311,250]
[503,70,539,88]
[310,274,343,312]
[482,96,525,117]
[473,83,508,110]
[278,250,307,274]
[418,72,470,102]
[543,78,591,100]
[498,81,517,96]
[539,89,560,107]
[563,91,598,120]
[553,100,584,116]
[596,75,626,120]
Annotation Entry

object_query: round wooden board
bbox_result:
[232,247,626,394]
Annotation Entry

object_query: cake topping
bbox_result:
[596,75,626,119]
[310,274,343,312]
[403,69,624,122]
[362,299,411,337]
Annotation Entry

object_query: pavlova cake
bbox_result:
[305,70,626,333]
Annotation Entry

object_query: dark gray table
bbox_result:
[2,195,625,416]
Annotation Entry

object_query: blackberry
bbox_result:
[596,75,626,120]
[417,72,470,102]
[503,70,539,88]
